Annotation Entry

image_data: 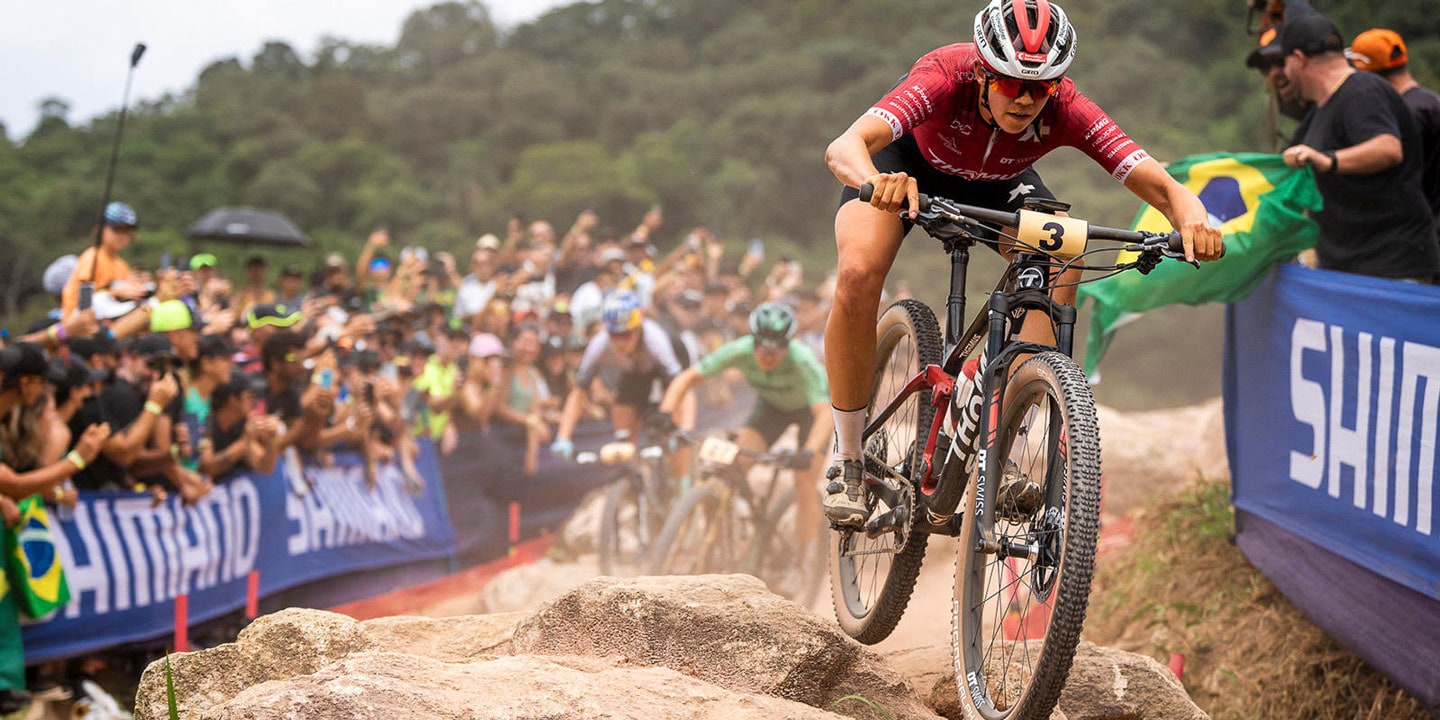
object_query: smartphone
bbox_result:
[364,383,377,406]
[315,367,336,390]
[747,238,765,259]
[78,282,94,311]
[160,252,173,271]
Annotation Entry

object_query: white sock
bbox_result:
[832,406,866,461]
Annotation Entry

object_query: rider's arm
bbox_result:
[658,367,703,416]
[825,115,896,189]
[555,386,588,442]
[825,114,919,214]
[1123,159,1224,263]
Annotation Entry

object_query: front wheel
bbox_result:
[598,470,666,576]
[952,352,1101,720]
[830,299,940,643]
[646,483,745,576]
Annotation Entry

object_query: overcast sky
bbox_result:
[1,0,572,140]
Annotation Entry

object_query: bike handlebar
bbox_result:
[857,182,1223,261]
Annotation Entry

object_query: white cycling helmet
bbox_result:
[973,0,1077,80]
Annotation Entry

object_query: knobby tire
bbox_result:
[952,351,1100,720]
[830,299,940,643]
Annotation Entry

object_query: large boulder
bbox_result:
[887,642,1207,720]
[183,653,848,720]
[510,574,940,720]
[135,576,1207,720]
[133,609,523,720]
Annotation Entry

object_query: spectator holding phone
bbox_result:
[201,375,280,477]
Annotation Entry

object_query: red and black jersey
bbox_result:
[867,43,1150,184]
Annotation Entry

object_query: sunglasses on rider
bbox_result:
[982,69,1062,100]
[608,328,638,341]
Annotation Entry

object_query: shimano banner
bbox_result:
[1225,264,1440,600]
[20,443,454,662]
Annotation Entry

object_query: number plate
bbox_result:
[698,437,741,466]
[1015,210,1088,259]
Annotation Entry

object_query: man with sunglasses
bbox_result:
[550,290,684,460]
[820,0,1224,528]
[657,302,832,555]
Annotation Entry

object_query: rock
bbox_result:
[134,609,526,720]
[135,577,1206,720]
[191,653,849,720]
[478,558,599,613]
[884,642,1204,720]
[1095,399,1227,517]
[1057,641,1208,720]
[359,611,527,660]
[510,574,941,720]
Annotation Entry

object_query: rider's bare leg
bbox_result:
[823,200,905,526]
[825,200,907,452]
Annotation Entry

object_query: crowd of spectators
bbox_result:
[1247,5,1440,281]
[1,202,836,510]
[0,199,836,707]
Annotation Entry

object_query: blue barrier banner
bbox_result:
[21,442,454,663]
[1225,264,1440,601]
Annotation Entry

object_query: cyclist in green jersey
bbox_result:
[658,303,832,555]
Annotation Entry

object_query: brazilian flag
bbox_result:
[1078,152,1323,376]
[3,496,71,619]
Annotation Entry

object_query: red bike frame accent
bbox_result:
[919,365,955,494]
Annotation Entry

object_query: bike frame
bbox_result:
[861,233,1078,555]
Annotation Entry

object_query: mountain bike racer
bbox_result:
[658,302,832,555]
[820,0,1224,527]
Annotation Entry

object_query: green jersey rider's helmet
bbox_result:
[748,302,796,347]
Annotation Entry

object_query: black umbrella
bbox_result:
[185,207,308,247]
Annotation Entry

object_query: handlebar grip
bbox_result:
[857,183,931,212]
[1160,231,1228,259]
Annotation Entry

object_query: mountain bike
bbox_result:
[575,417,679,576]
[646,430,827,605]
[830,183,1214,720]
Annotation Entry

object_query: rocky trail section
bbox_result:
[136,575,1207,720]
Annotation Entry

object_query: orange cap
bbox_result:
[1347,28,1407,72]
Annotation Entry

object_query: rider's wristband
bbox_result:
[144,401,164,416]
[64,451,86,472]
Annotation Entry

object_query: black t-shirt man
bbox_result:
[69,379,181,491]
[1402,85,1440,227]
[1297,71,1440,280]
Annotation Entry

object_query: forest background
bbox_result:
[2,0,1436,408]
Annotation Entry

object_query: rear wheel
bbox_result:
[646,483,745,576]
[830,299,940,643]
[951,352,1101,720]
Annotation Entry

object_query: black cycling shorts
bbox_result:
[615,370,666,409]
[838,134,1058,236]
[747,401,814,449]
